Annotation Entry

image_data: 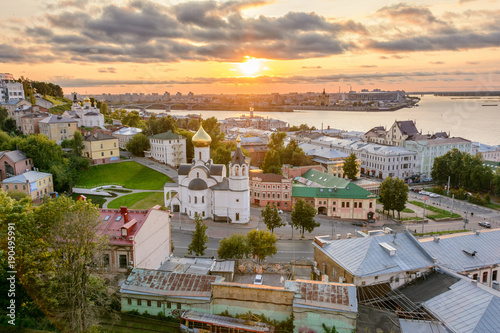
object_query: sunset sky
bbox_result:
[2,0,500,95]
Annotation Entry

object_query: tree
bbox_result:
[126,133,151,157]
[217,234,251,259]
[188,214,209,256]
[246,229,278,262]
[188,118,200,131]
[343,153,359,180]
[212,145,232,166]
[261,204,285,234]
[177,129,194,161]
[0,193,112,332]
[122,110,144,128]
[393,177,409,219]
[268,132,287,151]
[494,169,500,196]
[291,199,319,237]
[18,134,64,171]
[0,107,8,130]
[261,149,282,174]
[99,102,109,116]
[202,117,224,149]
[379,177,395,216]
[71,130,85,157]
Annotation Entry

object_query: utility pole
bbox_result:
[447,176,450,196]
[450,194,455,215]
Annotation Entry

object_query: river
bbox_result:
[144,95,500,145]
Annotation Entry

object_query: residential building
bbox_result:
[249,171,293,210]
[0,150,33,181]
[1,99,31,125]
[404,137,472,177]
[112,127,143,149]
[97,206,172,273]
[120,268,222,316]
[363,120,421,146]
[145,131,186,167]
[1,171,53,200]
[83,132,120,164]
[165,126,250,223]
[312,230,435,289]
[474,142,500,162]
[299,142,360,179]
[0,73,25,102]
[292,169,377,219]
[419,230,500,288]
[20,110,50,135]
[39,114,78,143]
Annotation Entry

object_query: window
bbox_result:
[147,300,152,307]
[272,193,275,199]
[177,303,181,310]
[167,302,171,309]
[119,254,127,268]
[369,202,373,208]
[114,142,116,147]
[277,194,280,199]
[101,152,104,157]
[202,196,204,203]
[483,271,488,283]
[14,185,17,190]
[236,213,239,221]
[202,211,205,217]
[101,144,103,149]
[102,254,109,267]
[284,193,288,199]
[195,196,197,204]
[493,270,498,282]
[157,301,161,308]
[354,202,357,208]
[236,199,239,202]
[137,299,142,306]
[127,298,131,305]
[473,273,478,281]
[359,202,362,208]
[342,202,345,208]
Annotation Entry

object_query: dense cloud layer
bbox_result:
[1,0,499,87]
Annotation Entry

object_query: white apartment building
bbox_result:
[473,142,500,162]
[307,136,418,179]
[146,131,186,168]
[0,73,25,102]
[404,137,472,177]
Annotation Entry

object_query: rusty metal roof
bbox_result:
[122,268,223,297]
[285,279,358,312]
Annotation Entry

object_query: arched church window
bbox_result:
[189,196,191,203]
[197,172,199,178]
[195,196,197,204]
[202,196,204,203]
[199,152,202,160]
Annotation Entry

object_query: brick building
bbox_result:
[249,171,293,211]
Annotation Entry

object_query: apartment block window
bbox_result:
[101,152,104,157]
[354,202,358,208]
[157,301,161,308]
[147,300,151,307]
[137,299,142,306]
[483,272,488,283]
[342,202,345,208]
[101,144,103,148]
[167,302,171,308]
[119,254,127,268]
[177,303,181,310]
[127,298,131,305]
[493,270,498,282]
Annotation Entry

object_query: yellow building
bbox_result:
[1,171,54,201]
[83,132,120,164]
[39,114,78,142]
[316,88,330,106]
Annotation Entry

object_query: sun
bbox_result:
[238,57,262,76]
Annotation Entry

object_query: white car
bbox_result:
[277,209,283,214]
[254,274,263,285]
[429,193,440,198]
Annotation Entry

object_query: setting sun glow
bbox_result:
[238,57,262,76]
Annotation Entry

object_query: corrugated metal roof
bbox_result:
[211,261,235,273]
[315,232,433,277]
[285,279,357,312]
[424,279,500,333]
[122,268,223,297]
[420,230,500,272]
[1,170,51,184]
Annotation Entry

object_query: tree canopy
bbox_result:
[217,234,251,259]
[202,117,224,149]
[246,229,278,262]
[379,177,408,219]
[261,204,285,234]
[126,133,151,157]
[343,153,358,180]
[188,214,209,256]
[291,199,319,237]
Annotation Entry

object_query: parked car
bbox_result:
[254,274,263,285]
[352,221,367,227]
[479,221,491,228]
[429,193,440,198]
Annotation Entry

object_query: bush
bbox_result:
[433,186,446,195]
[450,188,467,200]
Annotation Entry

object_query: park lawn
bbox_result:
[486,202,500,210]
[70,193,107,207]
[76,161,171,190]
[402,208,415,213]
[409,201,461,219]
[108,192,164,209]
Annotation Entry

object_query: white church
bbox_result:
[63,94,105,128]
[164,124,250,223]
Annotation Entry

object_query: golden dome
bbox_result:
[192,124,212,147]
[84,97,91,103]
[236,134,241,143]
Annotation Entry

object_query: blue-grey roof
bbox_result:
[314,231,433,277]
[2,171,51,184]
[420,230,500,272]
[0,150,29,163]
[112,127,142,136]
[424,279,500,333]
[39,114,78,124]
[398,319,448,333]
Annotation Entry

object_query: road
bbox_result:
[172,230,314,262]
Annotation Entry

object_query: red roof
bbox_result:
[250,172,286,183]
[97,207,166,246]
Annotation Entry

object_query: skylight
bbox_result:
[104,215,111,221]
[115,216,122,222]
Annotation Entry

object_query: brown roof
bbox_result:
[121,268,223,297]
[396,120,419,135]
[250,171,286,182]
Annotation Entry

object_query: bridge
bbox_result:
[111,101,202,111]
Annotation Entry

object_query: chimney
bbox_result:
[120,206,128,223]
[433,236,440,243]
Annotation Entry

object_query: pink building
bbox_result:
[250,171,293,211]
[97,206,172,273]
[0,150,33,181]
[282,164,324,180]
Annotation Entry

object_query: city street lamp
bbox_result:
[463,211,469,230]
[422,196,428,234]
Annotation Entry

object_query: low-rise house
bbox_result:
[419,230,500,288]
[292,169,377,219]
[97,206,171,273]
[0,150,33,180]
[120,268,222,317]
[249,171,293,210]
[312,230,435,289]
[145,131,186,167]
[112,127,143,149]
[474,142,500,162]
[299,142,360,179]
[1,99,31,120]
[83,132,120,164]
[21,111,50,135]
[0,171,53,200]
[39,114,79,143]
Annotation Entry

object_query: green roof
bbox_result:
[293,168,377,199]
[149,131,184,140]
